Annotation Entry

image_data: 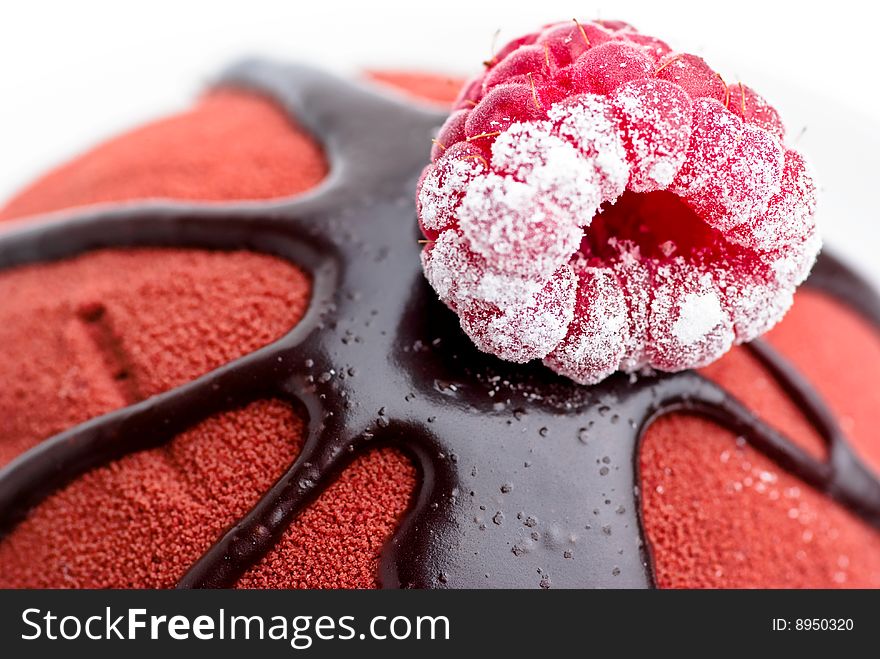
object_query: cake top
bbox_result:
[0,53,877,588]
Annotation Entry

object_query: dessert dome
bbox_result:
[0,24,877,588]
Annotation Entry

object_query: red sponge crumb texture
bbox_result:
[0,392,412,588]
[0,249,309,467]
[239,449,415,588]
[0,69,877,589]
[0,91,327,222]
[641,291,880,588]
[0,79,442,588]
[367,71,465,106]
[0,400,302,588]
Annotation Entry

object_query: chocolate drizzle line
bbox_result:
[0,60,878,588]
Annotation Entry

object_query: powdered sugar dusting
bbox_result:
[422,230,577,363]
[418,151,483,233]
[672,290,725,345]
[650,262,734,369]
[734,150,817,252]
[422,230,541,311]
[543,262,629,384]
[460,265,577,362]
[612,79,693,192]
[549,95,629,203]
[458,172,581,280]
[612,243,653,373]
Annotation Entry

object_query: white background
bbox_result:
[1,0,878,283]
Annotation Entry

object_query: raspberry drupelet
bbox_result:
[418,20,819,384]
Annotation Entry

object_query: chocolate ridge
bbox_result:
[0,60,877,588]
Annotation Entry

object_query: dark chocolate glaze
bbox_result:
[0,60,877,588]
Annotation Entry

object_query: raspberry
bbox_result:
[624,32,672,61]
[728,83,785,140]
[458,125,589,280]
[537,22,608,67]
[417,20,820,384]
[417,142,486,240]
[543,260,630,384]
[464,84,544,146]
[731,150,816,252]
[453,73,485,110]
[611,79,693,192]
[675,117,785,233]
[571,42,654,95]
[655,54,727,103]
[421,231,576,362]
[430,108,468,161]
[549,94,629,202]
[484,45,551,89]
[491,32,540,67]
[648,258,735,370]
[459,264,577,363]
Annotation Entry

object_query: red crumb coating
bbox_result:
[641,290,880,587]
[366,71,465,106]
[0,249,309,468]
[239,449,416,588]
[0,400,303,588]
[0,91,327,221]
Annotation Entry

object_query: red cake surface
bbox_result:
[642,292,880,588]
[0,91,327,221]
[367,71,464,106]
[0,73,877,588]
